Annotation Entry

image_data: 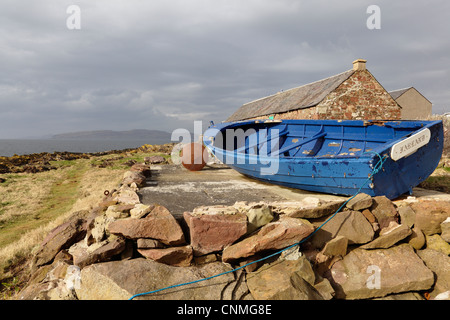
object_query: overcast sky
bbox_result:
[1,0,449,138]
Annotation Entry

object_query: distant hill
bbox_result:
[51,129,172,143]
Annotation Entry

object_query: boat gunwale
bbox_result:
[204,119,442,161]
[203,119,443,199]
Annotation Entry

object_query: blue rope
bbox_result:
[129,152,388,300]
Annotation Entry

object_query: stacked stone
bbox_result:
[19,164,450,300]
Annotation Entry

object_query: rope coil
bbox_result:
[129,152,388,300]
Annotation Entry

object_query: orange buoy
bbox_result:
[180,142,208,171]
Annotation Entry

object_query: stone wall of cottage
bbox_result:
[249,70,401,121]
[316,70,401,120]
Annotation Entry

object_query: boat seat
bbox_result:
[236,127,289,154]
[271,130,327,157]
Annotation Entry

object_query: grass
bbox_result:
[0,149,170,294]
[0,163,85,247]
[49,159,79,168]
[1,277,20,300]
[0,156,129,288]
[89,151,170,169]
[418,164,450,193]
[419,176,450,193]
[0,201,12,214]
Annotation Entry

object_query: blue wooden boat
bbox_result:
[202,119,444,199]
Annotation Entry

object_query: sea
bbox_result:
[0,139,172,157]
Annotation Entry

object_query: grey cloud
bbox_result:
[0,0,449,138]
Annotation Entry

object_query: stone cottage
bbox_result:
[227,59,402,122]
[389,87,432,120]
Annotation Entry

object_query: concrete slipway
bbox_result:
[138,164,450,218]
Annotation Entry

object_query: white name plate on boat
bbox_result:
[390,128,431,161]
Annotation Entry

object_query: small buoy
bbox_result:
[180,142,208,171]
[104,190,110,196]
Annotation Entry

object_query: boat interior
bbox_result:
[213,120,431,159]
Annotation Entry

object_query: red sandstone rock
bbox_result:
[184,210,247,256]
[370,196,399,229]
[222,216,314,263]
[138,245,193,267]
[33,218,86,268]
[410,200,450,235]
[70,237,127,268]
[130,163,152,178]
[122,171,146,188]
[329,244,434,299]
[108,205,185,245]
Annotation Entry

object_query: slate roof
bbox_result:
[227,69,355,122]
[389,87,432,104]
[389,87,412,100]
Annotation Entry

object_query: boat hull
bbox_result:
[203,119,443,199]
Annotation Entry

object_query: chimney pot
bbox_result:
[353,59,367,71]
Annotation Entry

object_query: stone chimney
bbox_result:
[352,59,367,71]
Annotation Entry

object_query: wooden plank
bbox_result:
[271,131,327,157]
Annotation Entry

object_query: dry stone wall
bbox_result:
[18,163,450,300]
